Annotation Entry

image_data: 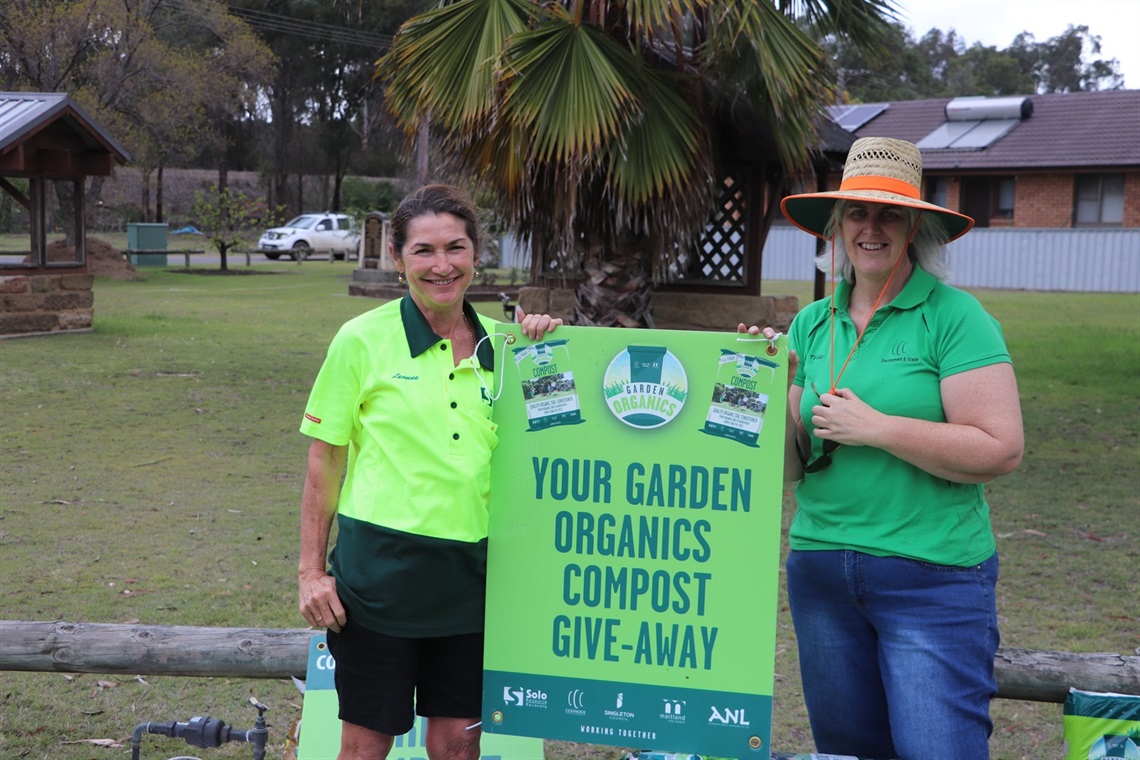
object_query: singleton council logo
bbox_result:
[602,345,688,429]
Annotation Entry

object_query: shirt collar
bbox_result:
[400,295,494,370]
[888,263,936,310]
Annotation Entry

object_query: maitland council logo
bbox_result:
[660,698,687,724]
[603,345,688,429]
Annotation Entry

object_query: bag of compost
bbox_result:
[1063,687,1140,759]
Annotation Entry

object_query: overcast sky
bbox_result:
[896,0,1137,89]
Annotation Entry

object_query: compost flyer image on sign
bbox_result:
[701,350,780,448]
[484,326,789,759]
[513,339,585,431]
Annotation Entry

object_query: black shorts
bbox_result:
[325,618,484,736]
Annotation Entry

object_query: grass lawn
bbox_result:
[0,265,1136,759]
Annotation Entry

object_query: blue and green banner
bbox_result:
[298,634,544,760]
[483,325,789,759]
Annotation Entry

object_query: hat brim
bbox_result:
[781,190,975,243]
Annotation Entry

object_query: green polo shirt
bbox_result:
[789,265,1011,566]
[300,296,498,636]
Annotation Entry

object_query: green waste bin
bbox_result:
[127,223,169,267]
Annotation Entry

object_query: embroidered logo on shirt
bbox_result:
[304,413,322,424]
[393,373,419,380]
[882,340,918,364]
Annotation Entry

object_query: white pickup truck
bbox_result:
[257,213,361,261]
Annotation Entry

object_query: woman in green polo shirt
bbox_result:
[749,137,1024,759]
[297,184,560,760]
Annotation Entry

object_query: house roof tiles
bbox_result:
[849,90,1140,172]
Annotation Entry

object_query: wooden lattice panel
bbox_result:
[673,171,749,284]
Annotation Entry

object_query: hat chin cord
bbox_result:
[826,211,923,394]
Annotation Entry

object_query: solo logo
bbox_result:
[504,687,548,708]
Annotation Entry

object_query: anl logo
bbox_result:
[708,706,750,726]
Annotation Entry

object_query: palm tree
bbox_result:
[380,0,897,326]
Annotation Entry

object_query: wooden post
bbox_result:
[1,620,1137,702]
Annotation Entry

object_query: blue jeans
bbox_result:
[786,549,1000,760]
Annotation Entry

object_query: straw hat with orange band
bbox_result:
[780,136,975,243]
[780,137,977,394]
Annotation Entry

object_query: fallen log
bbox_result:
[993,647,1140,702]
[1,621,1137,703]
[0,620,312,679]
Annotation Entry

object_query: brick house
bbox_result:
[824,90,1140,230]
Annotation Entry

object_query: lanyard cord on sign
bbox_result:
[827,212,923,394]
[737,330,783,357]
[472,330,516,403]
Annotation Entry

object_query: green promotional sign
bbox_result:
[483,325,789,759]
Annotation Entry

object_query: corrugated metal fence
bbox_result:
[761,227,1140,293]
[501,228,1139,293]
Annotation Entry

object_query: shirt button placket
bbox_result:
[447,351,458,441]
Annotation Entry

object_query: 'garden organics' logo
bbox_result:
[532,343,555,366]
[736,355,765,379]
[602,345,688,429]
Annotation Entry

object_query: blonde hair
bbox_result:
[815,200,952,282]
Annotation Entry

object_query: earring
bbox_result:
[474,268,482,278]
[397,271,406,285]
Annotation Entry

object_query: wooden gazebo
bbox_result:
[0,92,130,336]
[663,112,854,297]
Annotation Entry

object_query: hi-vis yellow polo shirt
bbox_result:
[300,295,498,636]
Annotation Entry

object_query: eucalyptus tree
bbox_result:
[1026,25,1124,93]
[381,0,897,326]
[231,0,432,214]
[830,22,1123,103]
[0,0,273,227]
